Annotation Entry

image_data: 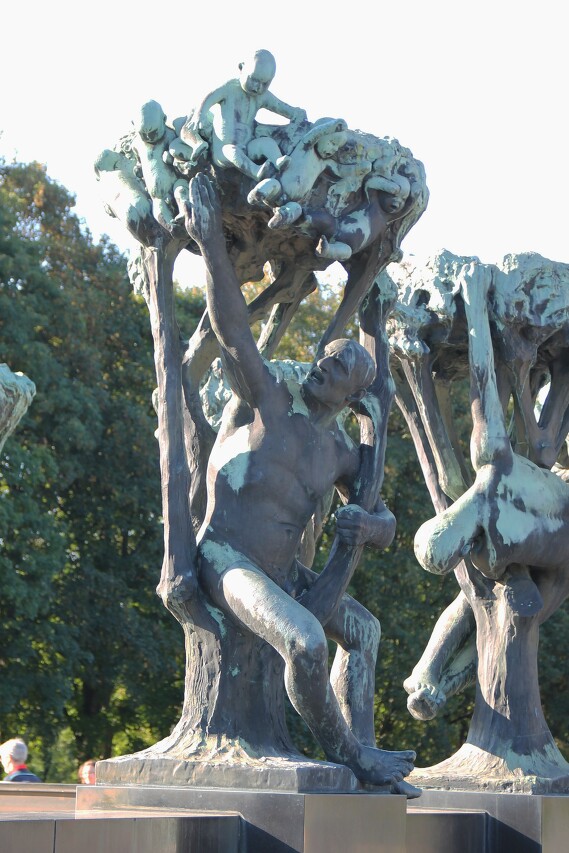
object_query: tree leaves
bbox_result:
[0,159,182,775]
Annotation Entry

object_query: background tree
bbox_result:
[0,159,202,778]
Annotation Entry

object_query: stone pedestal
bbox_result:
[77,784,407,853]
[409,789,569,853]
[95,752,370,792]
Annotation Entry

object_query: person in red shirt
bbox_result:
[0,738,42,783]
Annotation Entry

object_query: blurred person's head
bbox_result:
[78,760,96,785]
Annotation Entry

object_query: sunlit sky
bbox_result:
[1,0,566,286]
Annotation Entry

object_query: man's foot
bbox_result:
[391,779,422,799]
[347,744,416,787]
[268,201,302,229]
[405,683,446,721]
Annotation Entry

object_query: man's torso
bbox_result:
[200,396,356,579]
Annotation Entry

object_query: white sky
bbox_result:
[1,0,566,287]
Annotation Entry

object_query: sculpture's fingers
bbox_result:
[188,175,201,209]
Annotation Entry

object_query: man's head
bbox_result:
[0,738,28,771]
[239,50,276,96]
[304,339,376,410]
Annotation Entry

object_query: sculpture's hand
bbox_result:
[184,173,223,245]
[335,503,395,549]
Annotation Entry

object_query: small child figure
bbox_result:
[94,148,153,243]
[131,100,188,232]
[248,119,372,229]
[363,139,410,205]
[181,49,306,183]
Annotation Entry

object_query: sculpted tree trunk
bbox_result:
[112,233,301,785]
[387,251,569,792]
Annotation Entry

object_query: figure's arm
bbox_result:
[261,91,306,123]
[364,174,401,194]
[180,84,228,147]
[183,174,270,404]
[298,494,395,625]
[194,85,228,126]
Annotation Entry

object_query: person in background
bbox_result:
[0,738,42,782]
[78,759,96,785]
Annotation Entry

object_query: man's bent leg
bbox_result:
[200,555,415,786]
[327,595,380,747]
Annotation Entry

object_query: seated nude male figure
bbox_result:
[182,173,416,789]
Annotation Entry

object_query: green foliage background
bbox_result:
[0,160,567,780]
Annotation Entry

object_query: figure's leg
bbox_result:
[200,556,415,786]
[292,563,379,746]
[459,264,546,608]
[413,263,515,578]
[152,197,175,231]
[404,591,476,720]
[414,489,484,575]
[458,262,512,470]
[247,137,283,167]
[215,143,267,180]
[326,594,381,747]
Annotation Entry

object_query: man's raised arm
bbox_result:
[183,174,269,403]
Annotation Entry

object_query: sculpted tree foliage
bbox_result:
[384,250,569,792]
[95,49,428,793]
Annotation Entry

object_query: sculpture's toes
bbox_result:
[391,779,422,799]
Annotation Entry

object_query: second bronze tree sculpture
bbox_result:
[386,253,569,792]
